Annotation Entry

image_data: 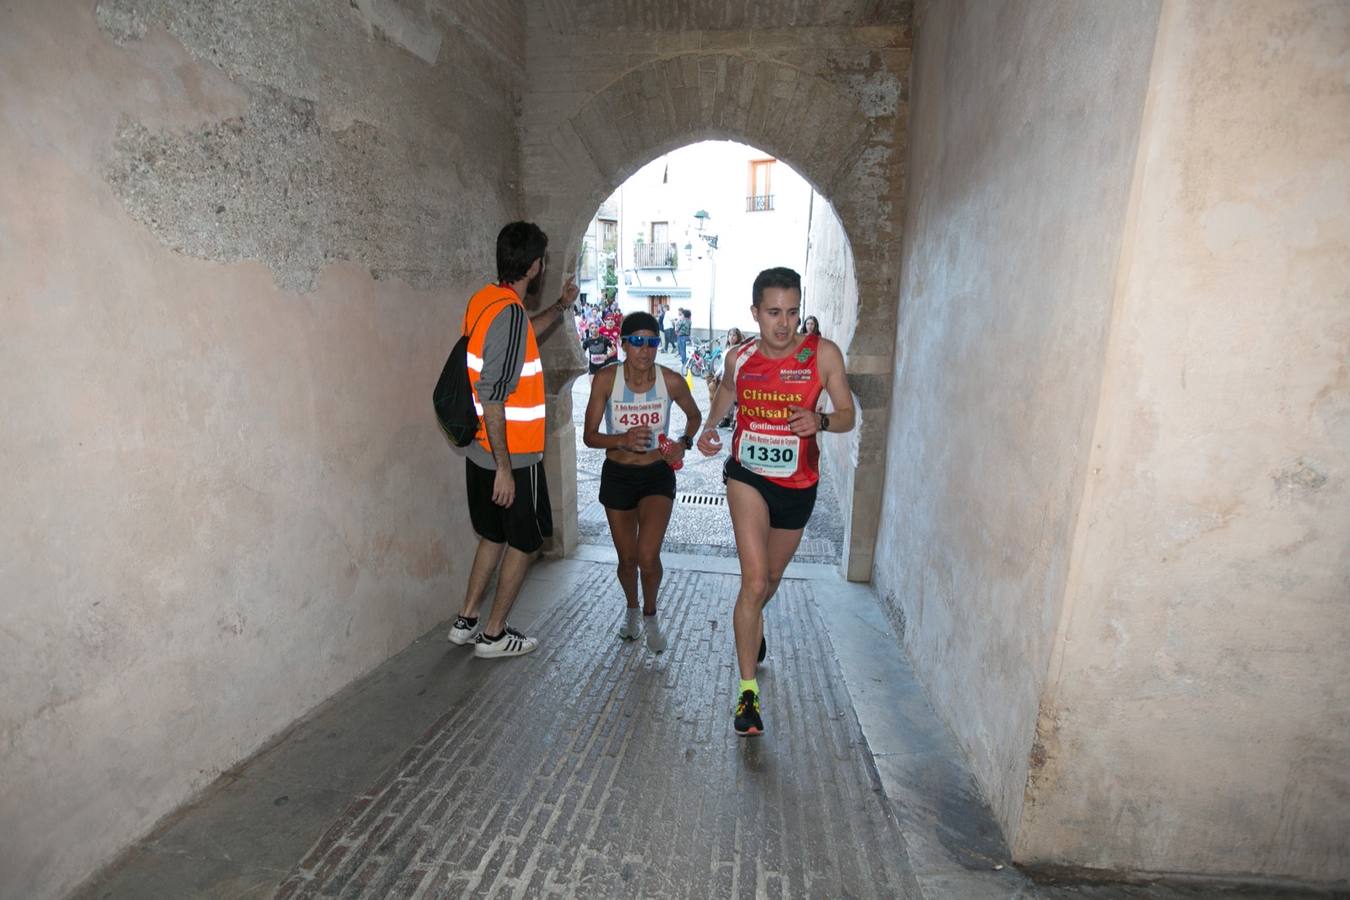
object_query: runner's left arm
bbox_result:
[787,338,856,437]
[810,340,853,434]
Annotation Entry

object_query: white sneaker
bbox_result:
[447,615,482,645]
[618,609,642,641]
[473,625,539,659]
[643,615,667,654]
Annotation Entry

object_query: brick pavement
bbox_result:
[77,553,1329,900]
[273,565,919,899]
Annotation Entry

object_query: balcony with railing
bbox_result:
[633,241,679,268]
[746,194,774,212]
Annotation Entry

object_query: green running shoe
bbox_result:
[733,689,764,737]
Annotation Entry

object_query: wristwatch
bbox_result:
[681,433,695,450]
[818,412,830,433]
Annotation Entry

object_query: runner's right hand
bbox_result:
[697,428,723,458]
[623,426,653,452]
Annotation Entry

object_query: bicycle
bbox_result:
[684,339,721,380]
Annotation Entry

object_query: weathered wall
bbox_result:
[802,195,862,559]
[1020,0,1350,882]
[0,2,523,898]
[519,0,912,579]
[874,0,1161,838]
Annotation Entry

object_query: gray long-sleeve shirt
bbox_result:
[465,301,544,470]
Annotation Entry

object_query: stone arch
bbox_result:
[527,52,904,580]
[541,54,878,289]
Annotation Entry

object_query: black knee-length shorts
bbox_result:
[466,458,553,553]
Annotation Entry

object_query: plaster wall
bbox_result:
[874,0,1161,837]
[0,3,523,898]
[802,197,862,565]
[1019,1,1350,882]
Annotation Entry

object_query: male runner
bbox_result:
[697,267,855,736]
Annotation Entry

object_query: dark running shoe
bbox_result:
[758,636,767,663]
[733,690,764,737]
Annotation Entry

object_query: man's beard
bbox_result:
[525,270,544,298]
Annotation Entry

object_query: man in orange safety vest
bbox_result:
[446,221,578,659]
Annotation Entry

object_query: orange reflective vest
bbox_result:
[464,284,546,456]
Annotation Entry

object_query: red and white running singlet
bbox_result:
[731,334,824,489]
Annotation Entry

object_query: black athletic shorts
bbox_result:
[466,458,553,553]
[599,459,677,510]
[723,457,818,530]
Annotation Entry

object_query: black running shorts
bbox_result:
[465,458,553,553]
[723,457,817,530]
[598,458,677,511]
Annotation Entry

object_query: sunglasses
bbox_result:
[622,335,661,348]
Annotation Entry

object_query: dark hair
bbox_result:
[621,312,660,336]
[752,267,802,307]
[496,221,548,283]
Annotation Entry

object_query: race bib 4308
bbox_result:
[612,400,664,450]
[739,430,799,478]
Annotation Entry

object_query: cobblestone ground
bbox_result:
[571,351,846,565]
[274,566,917,899]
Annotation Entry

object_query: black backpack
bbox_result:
[433,298,511,447]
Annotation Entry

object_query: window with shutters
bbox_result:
[747,159,775,211]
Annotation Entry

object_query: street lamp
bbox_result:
[694,210,718,339]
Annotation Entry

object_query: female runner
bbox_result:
[583,312,701,652]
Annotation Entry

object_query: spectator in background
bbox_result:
[576,305,590,342]
[800,315,820,336]
[710,327,745,428]
[656,302,668,351]
[675,308,692,368]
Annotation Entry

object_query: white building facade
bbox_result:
[576,141,817,340]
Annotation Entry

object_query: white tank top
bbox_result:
[604,365,672,453]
